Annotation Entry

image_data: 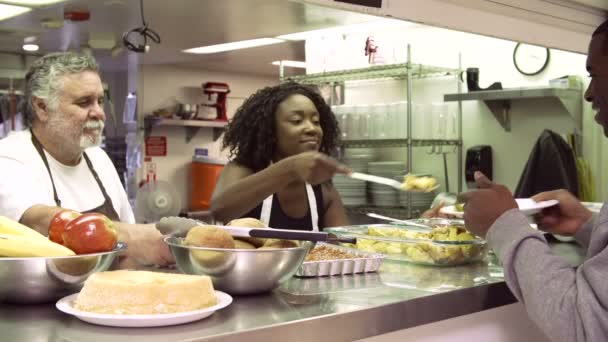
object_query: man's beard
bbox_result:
[47,114,104,153]
[79,120,105,149]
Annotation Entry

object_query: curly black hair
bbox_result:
[593,19,608,54]
[223,82,340,172]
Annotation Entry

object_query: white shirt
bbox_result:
[0,130,135,223]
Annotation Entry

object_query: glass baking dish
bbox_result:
[324,219,487,266]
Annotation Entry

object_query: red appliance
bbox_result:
[201,82,230,122]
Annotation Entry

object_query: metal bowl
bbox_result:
[0,242,126,304]
[164,235,312,295]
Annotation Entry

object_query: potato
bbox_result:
[185,226,235,249]
[233,239,256,249]
[226,217,267,228]
[262,239,299,249]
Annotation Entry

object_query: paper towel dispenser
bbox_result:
[465,145,492,188]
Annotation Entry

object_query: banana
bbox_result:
[0,233,75,257]
[0,216,47,240]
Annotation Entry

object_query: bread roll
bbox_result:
[226,218,267,247]
[185,226,235,249]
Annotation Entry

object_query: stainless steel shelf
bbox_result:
[340,139,461,148]
[283,63,460,84]
[444,87,582,132]
[144,117,228,142]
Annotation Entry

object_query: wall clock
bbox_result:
[513,43,550,76]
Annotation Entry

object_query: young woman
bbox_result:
[210,82,351,231]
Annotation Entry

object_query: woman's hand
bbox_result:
[532,190,592,236]
[289,152,351,185]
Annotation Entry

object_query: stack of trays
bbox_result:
[368,161,406,207]
[335,154,373,207]
[399,190,436,209]
[334,175,366,206]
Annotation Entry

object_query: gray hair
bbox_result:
[23,52,99,127]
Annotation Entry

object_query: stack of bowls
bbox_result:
[334,154,372,207]
[368,161,407,207]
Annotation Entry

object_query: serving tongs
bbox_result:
[156,217,356,244]
[219,226,356,244]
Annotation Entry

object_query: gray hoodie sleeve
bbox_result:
[573,214,596,250]
[486,208,608,342]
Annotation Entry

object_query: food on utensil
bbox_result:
[185,226,235,249]
[74,270,216,314]
[401,174,437,192]
[62,213,118,254]
[305,245,357,261]
[49,209,81,245]
[354,224,484,266]
[226,217,267,247]
[0,233,75,257]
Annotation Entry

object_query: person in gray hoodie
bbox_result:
[458,20,608,342]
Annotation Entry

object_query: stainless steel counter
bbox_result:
[1,241,585,342]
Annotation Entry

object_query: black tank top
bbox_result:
[240,184,325,231]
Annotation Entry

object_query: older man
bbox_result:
[458,21,608,342]
[0,52,172,266]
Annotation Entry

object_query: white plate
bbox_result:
[582,201,603,213]
[56,290,232,328]
[440,198,559,218]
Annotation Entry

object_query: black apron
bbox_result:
[31,131,120,221]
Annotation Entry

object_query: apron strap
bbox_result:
[305,183,319,232]
[260,195,273,227]
[30,130,61,207]
[82,153,120,221]
[30,130,119,221]
[260,183,319,231]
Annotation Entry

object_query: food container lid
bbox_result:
[192,156,227,165]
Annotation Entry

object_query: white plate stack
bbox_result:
[399,190,436,209]
[334,154,373,207]
[367,161,407,207]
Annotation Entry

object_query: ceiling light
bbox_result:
[0,4,30,21]
[183,38,285,54]
[271,60,307,68]
[277,19,412,41]
[22,43,39,51]
[0,0,66,7]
